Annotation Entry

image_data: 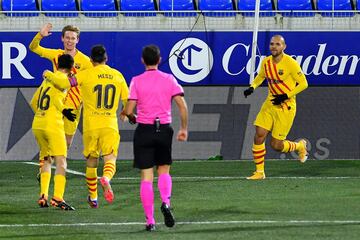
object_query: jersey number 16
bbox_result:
[37,86,51,111]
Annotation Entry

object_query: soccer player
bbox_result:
[29,23,92,176]
[243,35,308,180]
[31,54,76,210]
[73,45,129,208]
[124,45,188,231]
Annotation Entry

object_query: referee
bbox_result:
[124,44,188,232]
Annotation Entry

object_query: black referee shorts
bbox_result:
[133,123,174,169]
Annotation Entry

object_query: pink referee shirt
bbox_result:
[129,69,184,124]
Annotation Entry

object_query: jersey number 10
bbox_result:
[93,84,116,109]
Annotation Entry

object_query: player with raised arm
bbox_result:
[244,35,308,180]
[29,23,92,179]
[31,54,76,210]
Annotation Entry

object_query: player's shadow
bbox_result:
[174,222,360,234]
[189,206,253,216]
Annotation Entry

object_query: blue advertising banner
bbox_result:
[0,31,359,87]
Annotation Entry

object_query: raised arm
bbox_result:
[29,23,57,59]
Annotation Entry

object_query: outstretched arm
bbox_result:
[43,70,76,90]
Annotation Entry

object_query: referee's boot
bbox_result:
[161,203,175,227]
[100,177,114,204]
[297,139,308,163]
[145,224,156,232]
[246,171,266,180]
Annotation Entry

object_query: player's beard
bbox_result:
[271,50,282,58]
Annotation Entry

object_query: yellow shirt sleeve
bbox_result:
[30,86,41,113]
[287,60,308,98]
[75,70,87,86]
[43,70,72,90]
[119,73,129,101]
[250,59,266,89]
[29,32,60,60]
[52,89,67,112]
[121,77,129,108]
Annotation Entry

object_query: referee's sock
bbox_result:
[140,180,155,225]
[158,173,172,206]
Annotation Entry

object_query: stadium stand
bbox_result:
[317,0,354,16]
[120,0,157,16]
[1,0,39,16]
[41,0,78,17]
[0,0,358,31]
[198,0,235,16]
[159,0,196,17]
[81,0,118,17]
[237,0,275,16]
[277,0,315,16]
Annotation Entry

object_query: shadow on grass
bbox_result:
[173,222,360,234]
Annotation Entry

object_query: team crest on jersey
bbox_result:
[278,69,284,75]
[74,63,81,69]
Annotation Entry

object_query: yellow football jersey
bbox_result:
[76,64,129,132]
[31,71,68,133]
[29,32,92,110]
[251,53,308,107]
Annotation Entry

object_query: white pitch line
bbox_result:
[22,162,360,180]
[1,220,360,228]
[23,162,85,176]
[112,176,360,180]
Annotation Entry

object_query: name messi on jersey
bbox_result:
[98,74,113,79]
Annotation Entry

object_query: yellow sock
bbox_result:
[282,140,300,153]
[53,174,66,200]
[252,143,266,172]
[39,159,45,170]
[86,167,98,200]
[103,160,116,181]
[40,172,51,198]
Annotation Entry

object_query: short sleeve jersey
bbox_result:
[76,64,129,132]
[129,69,184,124]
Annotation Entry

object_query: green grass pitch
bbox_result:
[0,160,360,240]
